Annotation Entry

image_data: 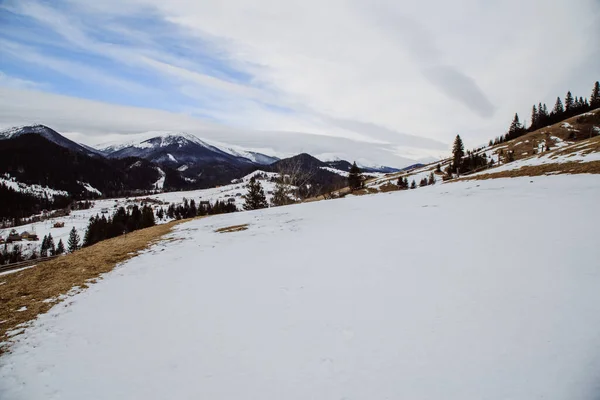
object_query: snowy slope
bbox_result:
[0,175,70,199]
[100,132,278,166]
[0,171,278,258]
[0,125,100,157]
[2,175,600,399]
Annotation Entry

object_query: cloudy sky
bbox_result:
[0,0,598,166]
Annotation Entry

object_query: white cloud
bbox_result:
[0,71,44,90]
[0,87,446,167]
[1,0,598,162]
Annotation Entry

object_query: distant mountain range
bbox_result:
[0,124,405,219]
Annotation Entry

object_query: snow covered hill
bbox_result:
[0,170,279,259]
[1,174,600,399]
[102,132,278,167]
[103,132,249,166]
[0,125,100,157]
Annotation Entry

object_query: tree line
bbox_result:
[492,81,600,145]
[82,205,156,248]
[163,198,238,220]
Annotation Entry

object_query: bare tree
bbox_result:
[274,158,318,201]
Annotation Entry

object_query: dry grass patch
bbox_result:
[0,219,188,353]
[215,224,249,233]
[379,182,401,193]
[492,109,600,163]
[459,161,600,180]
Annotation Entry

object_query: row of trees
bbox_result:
[82,205,155,248]
[493,81,600,145]
[164,198,238,220]
[40,233,65,257]
[396,172,436,190]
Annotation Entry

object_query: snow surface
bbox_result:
[77,181,102,196]
[319,166,349,177]
[0,175,69,199]
[153,167,166,190]
[0,171,278,257]
[2,175,600,399]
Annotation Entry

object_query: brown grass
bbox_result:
[494,109,600,163]
[378,182,401,193]
[0,219,188,353]
[214,224,249,233]
[459,160,600,180]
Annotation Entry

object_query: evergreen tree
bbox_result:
[55,239,65,255]
[553,97,564,115]
[542,103,549,120]
[40,234,49,257]
[452,135,465,173]
[68,227,80,253]
[428,172,436,185]
[243,177,268,210]
[530,105,538,129]
[347,162,363,190]
[141,205,156,228]
[410,180,417,189]
[436,163,441,173]
[507,113,524,140]
[591,81,600,109]
[565,91,575,113]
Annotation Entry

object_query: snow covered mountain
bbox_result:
[101,133,278,167]
[0,125,101,157]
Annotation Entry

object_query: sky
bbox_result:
[0,0,598,167]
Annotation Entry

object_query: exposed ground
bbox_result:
[0,219,188,351]
[459,160,600,180]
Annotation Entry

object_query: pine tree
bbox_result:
[68,227,80,253]
[553,97,564,115]
[55,239,65,255]
[507,113,524,140]
[565,91,575,113]
[428,172,436,185]
[530,105,538,129]
[591,81,600,109]
[436,163,441,173]
[347,162,363,191]
[188,200,197,218]
[410,180,417,189]
[243,177,268,210]
[452,135,465,173]
[40,234,49,257]
[141,205,156,228]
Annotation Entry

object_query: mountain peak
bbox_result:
[0,124,54,139]
[0,124,101,157]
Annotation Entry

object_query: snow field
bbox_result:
[1,175,600,399]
